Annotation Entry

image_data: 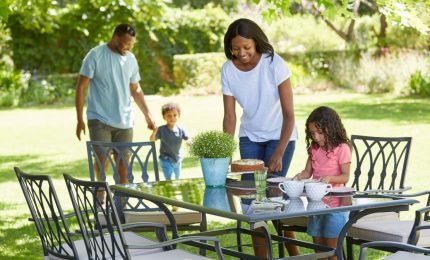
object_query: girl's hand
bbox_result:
[319,176,331,183]
[292,172,302,180]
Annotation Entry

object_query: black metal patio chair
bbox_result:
[14,167,87,259]
[280,135,421,258]
[86,141,206,238]
[63,173,224,259]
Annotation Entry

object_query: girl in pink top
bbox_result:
[294,106,351,260]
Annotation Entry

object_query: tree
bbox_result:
[249,0,429,48]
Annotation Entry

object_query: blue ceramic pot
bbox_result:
[200,157,230,187]
[203,187,230,211]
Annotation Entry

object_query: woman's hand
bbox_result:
[268,150,283,173]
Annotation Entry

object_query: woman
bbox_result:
[222,18,297,179]
[222,18,299,257]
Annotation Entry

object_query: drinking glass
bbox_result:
[254,169,267,201]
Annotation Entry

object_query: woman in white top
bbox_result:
[222,18,299,257]
[222,18,298,178]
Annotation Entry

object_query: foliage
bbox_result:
[326,50,429,94]
[248,0,430,50]
[170,0,238,11]
[0,68,27,107]
[189,130,237,158]
[0,0,12,23]
[5,1,230,95]
[173,52,225,95]
[408,71,430,97]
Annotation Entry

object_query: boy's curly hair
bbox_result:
[161,102,181,116]
[305,106,351,153]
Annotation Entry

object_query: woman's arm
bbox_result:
[268,78,295,173]
[223,95,236,136]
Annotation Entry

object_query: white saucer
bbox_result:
[328,187,356,193]
[267,177,290,183]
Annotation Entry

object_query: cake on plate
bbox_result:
[230,159,265,173]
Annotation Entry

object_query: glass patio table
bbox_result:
[110,177,418,259]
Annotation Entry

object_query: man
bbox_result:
[75,23,156,184]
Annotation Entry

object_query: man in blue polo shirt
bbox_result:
[75,23,156,184]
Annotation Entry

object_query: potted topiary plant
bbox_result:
[189,130,237,187]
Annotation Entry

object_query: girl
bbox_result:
[294,106,351,260]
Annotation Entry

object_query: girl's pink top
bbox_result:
[311,143,351,187]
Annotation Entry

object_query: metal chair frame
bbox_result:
[281,135,413,258]
[63,173,224,259]
[14,167,79,259]
[86,140,207,236]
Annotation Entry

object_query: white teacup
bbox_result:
[305,182,332,201]
[278,180,304,198]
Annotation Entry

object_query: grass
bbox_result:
[1,92,429,259]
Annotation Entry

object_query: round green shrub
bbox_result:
[189,130,237,158]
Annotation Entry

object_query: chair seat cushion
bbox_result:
[357,212,400,222]
[349,221,430,247]
[124,209,202,226]
[49,232,162,259]
[384,251,430,260]
[135,249,210,259]
[280,216,308,227]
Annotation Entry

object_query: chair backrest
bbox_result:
[14,167,78,259]
[86,141,161,223]
[63,173,130,259]
[86,141,159,183]
[350,135,412,192]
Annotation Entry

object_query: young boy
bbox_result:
[150,103,190,180]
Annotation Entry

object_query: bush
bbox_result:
[408,71,430,97]
[173,52,225,95]
[0,69,27,107]
[189,130,237,158]
[19,74,77,106]
[327,50,429,94]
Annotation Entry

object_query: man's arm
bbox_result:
[75,75,91,140]
[130,83,156,130]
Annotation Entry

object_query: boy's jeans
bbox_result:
[159,157,181,180]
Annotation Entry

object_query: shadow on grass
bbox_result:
[1,155,200,183]
[0,155,89,183]
[0,202,41,259]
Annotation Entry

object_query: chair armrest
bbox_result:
[361,186,412,195]
[28,211,77,222]
[359,241,430,260]
[127,236,224,259]
[122,222,168,242]
[407,205,430,244]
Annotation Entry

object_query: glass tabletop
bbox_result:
[111,177,417,223]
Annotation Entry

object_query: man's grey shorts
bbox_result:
[88,119,133,142]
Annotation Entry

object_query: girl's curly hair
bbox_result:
[305,106,351,154]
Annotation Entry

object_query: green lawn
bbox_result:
[1,92,429,259]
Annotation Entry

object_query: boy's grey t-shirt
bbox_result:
[155,125,189,162]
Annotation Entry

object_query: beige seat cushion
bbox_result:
[384,251,430,260]
[280,216,308,227]
[49,231,163,259]
[139,248,211,260]
[349,221,430,247]
[357,212,400,222]
[124,209,202,226]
